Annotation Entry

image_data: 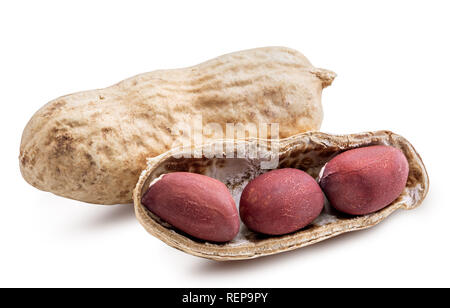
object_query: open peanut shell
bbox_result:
[133,131,429,261]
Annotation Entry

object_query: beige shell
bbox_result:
[19,46,335,205]
[134,131,429,261]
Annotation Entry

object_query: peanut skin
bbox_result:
[239,168,324,235]
[141,172,239,242]
[320,145,409,215]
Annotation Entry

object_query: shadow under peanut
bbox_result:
[190,208,413,276]
[74,203,136,231]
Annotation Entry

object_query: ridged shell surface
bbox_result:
[20,47,335,204]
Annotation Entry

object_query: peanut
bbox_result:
[319,145,409,215]
[19,47,335,204]
[239,168,324,235]
[141,172,239,242]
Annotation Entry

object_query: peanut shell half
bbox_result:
[134,131,429,260]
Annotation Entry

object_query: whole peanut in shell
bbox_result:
[239,168,324,235]
[19,46,335,205]
[141,172,239,242]
[319,145,409,215]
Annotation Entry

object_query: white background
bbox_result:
[1,1,449,288]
